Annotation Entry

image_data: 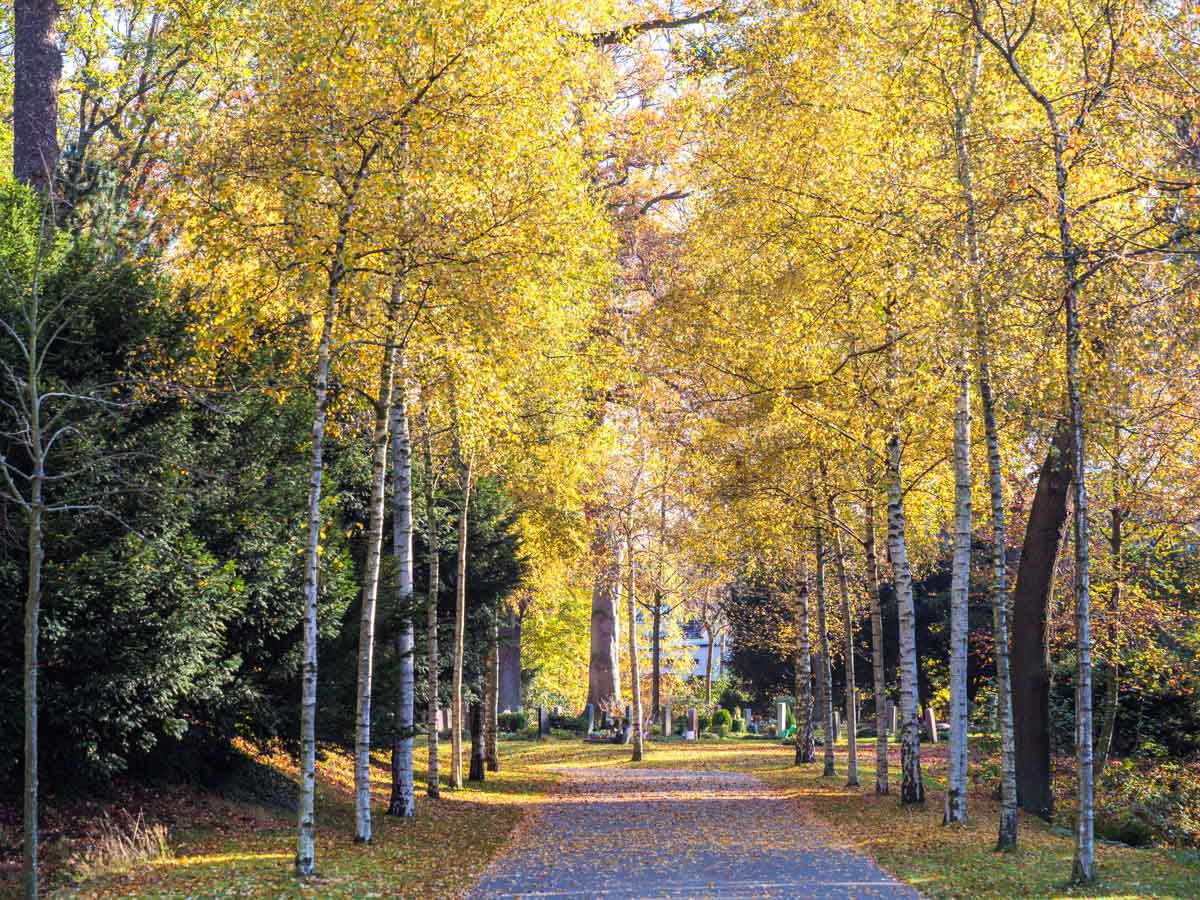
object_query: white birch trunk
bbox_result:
[952,29,1018,844]
[387,374,415,818]
[627,533,644,762]
[813,517,836,778]
[421,414,441,799]
[945,364,971,824]
[450,454,473,789]
[886,431,925,805]
[795,556,815,764]
[822,482,859,787]
[353,336,396,843]
[863,474,889,795]
[296,289,337,876]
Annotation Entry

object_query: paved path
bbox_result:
[471,767,920,899]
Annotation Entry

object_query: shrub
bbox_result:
[548,712,585,733]
[731,715,744,733]
[697,712,712,732]
[498,711,528,733]
[713,709,733,735]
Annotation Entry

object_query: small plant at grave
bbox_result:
[697,712,712,732]
[712,709,734,736]
[731,715,744,733]
[67,811,172,883]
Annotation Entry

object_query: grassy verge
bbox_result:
[11,735,1198,898]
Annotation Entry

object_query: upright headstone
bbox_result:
[585,703,596,735]
[924,707,938,743]
[662,703,673,736]
[886,699,897,735]
[468,702,486,782]
[622,704,633,744]
[686,707,699,740]
[833,709,842,742]
[744,707,753,728]
[538,705,550,739]
[553,705,563,717]
[776,701,789,734]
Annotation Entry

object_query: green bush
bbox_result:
[549,712,586,733]
[697,712,712,732]
[731,715,744,733]
[498,711,528,732]
[713,709,733,735]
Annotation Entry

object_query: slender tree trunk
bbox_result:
[652,484,667,719]
[468,703,485,782]
[1097,506,1121,776]
[627,534,644,762]
[974,310,1020,849]
[450,454,473,790]
[353,336,397,842]
[13,0,61,197]
[23,457,44,900]
[422,413,442,799]
[823,483,859,787]
[953,30,1017,843]
[651,596,662,720]
[813,517,837,778]
[387,375,416,818]
[1064,271,1094,883]
[945,363,972,824]
[886,431,925,804]
[587,523,622,715]
[795,558,816,764]
[484,611,499,772]
[296,286,338,876]
[863,472,889,794]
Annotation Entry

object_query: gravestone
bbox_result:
[622,704,633,744]
[585,703,596,734]
[833,709,841,742]
[886,699,897,734]
[744,707,753,728]
[776,701,788,734]
[468,702,486,782]
[662,704,673,736]
[924,707,938,743]
[553,705,563,717]
[686,707,698,740]
[538,705,550,739]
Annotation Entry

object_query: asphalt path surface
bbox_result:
[470,767,921,899]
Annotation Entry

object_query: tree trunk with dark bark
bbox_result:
[1012,423,1073,822]
[498,609,521,713]
[587,525,622,715]
[13,0,62,197]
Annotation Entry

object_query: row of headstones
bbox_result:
[442,700,941,742]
